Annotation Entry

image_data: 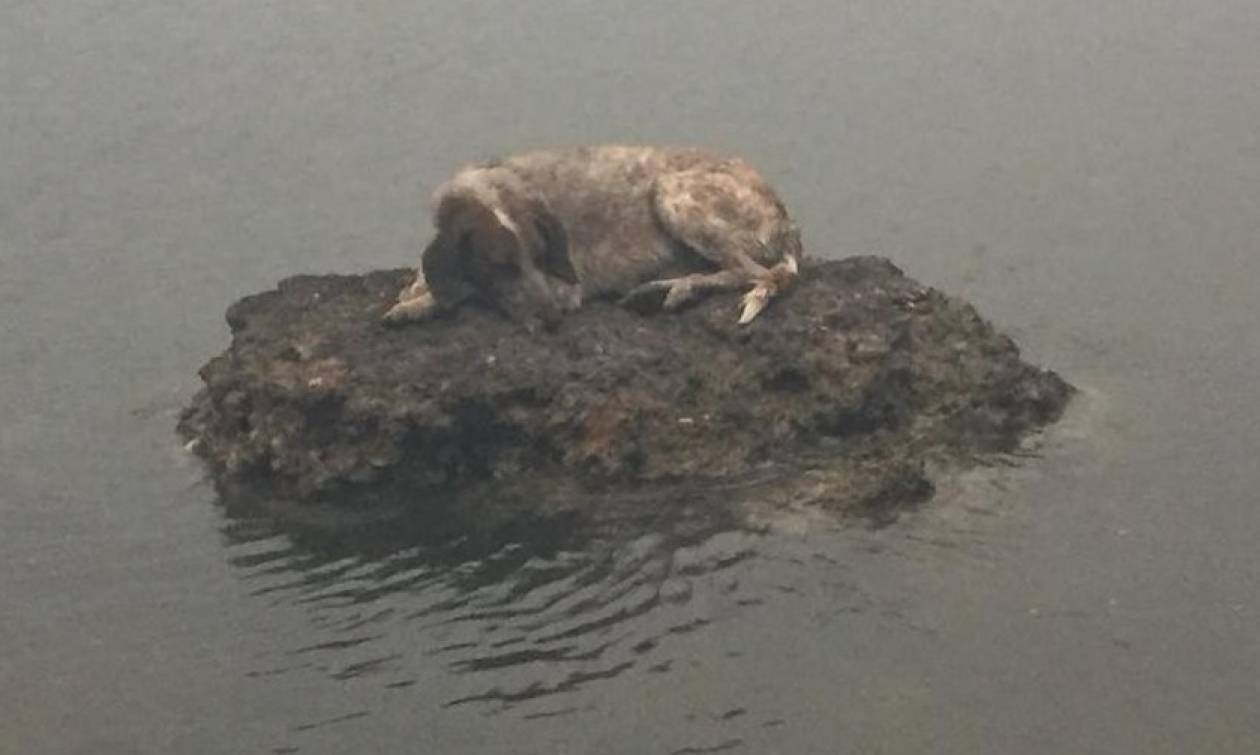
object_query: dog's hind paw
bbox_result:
[738,285,771,324]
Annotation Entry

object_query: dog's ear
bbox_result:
[420,231,473,305]
[420,232,455,281]
[530,210,578,285]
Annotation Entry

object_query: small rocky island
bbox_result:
[179,257,1072,523]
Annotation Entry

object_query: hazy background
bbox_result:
[2,1,1258,752]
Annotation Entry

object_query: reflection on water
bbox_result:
[204,448,1043,754]
[205,406,1078,735]
[218,483,777,714]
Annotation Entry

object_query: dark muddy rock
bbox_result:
[179,257,1072,521]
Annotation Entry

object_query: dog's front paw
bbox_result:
[382,292,437,326]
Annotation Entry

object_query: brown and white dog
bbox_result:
[384,145,802,327]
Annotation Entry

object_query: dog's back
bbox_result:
[451,146,795,296]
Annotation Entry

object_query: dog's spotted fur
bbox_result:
[384,145,802,327]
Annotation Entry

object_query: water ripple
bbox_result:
[216,481,781,714]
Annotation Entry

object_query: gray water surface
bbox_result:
[3,2,1259,753]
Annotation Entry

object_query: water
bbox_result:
[3,1,1258,752]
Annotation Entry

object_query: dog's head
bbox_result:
[423,164,579,327]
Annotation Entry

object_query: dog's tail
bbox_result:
[739,224,802,324]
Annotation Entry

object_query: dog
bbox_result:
[383,145,802,327]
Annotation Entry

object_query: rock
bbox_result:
[178,256,1072,521]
